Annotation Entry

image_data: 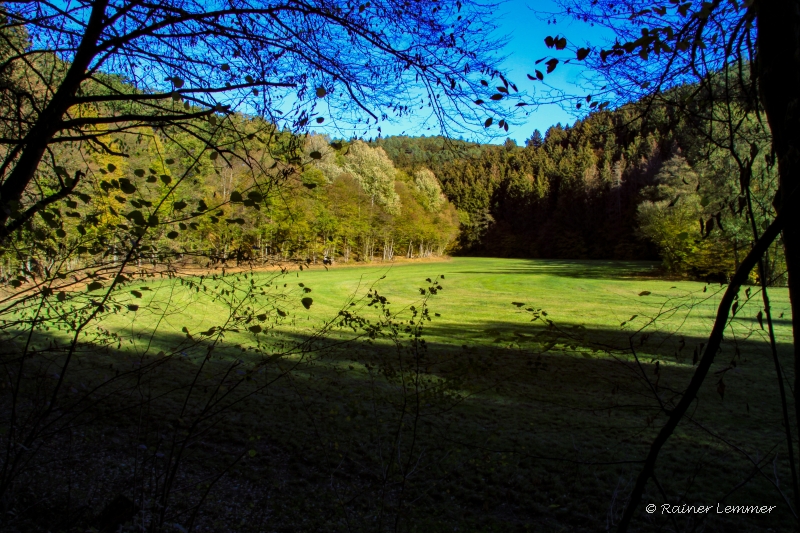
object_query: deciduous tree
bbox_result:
[0,0,511,244]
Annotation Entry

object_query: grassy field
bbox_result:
[5,257,796,532]
[275,256,793,347]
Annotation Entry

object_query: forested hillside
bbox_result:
[0,102,460,281]
[375,88,784,282]
[0,43,783,283]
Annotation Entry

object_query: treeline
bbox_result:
[1,112,460,280]
[0,48,783,282]
[373,88,783,281]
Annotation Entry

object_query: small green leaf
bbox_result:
[87,281,103,292]
[248,449,257,457]
[249,325,262,334]
[638,291,651,296]
[57,291,67,301]
[160,174,172,185]
[127,304,139,311]
[301,297,313,310]
[315,87,327,98]
[167,231,179,239]
[131,290,142,298]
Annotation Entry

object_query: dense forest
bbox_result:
[0,106,462,281]
[374,90,784,282]
[0,43,783,284]
[3,101,785,285]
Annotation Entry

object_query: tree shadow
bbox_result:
[455,258,662,280]
[1,316,794,533]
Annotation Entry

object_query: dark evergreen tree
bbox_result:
[525,129,544,148]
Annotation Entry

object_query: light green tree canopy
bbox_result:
[413,168,446,212]
[344,141,401,215]
[304,134,340,182]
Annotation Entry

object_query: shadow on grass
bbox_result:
[1,314,794,533]
[455,258,662,280]
[424,317,790,356]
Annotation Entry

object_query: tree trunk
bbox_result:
[617,216,784,531]
[755,0,800,476]
[0,0,110,243]
[620,4,800,529]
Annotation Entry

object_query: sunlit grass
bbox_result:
[20,258,795,531]
[273,257,792,354]
[106,257,792,357]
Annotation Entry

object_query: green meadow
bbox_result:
[277,256,793,347]
[117,256,792,350]
[22,258,795,531]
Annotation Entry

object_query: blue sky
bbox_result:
[373,0,614,145]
